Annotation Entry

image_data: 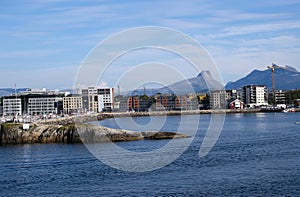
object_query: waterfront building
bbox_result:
[115,95,129,112]
[3,97,22,116]
[156,95,177,111]
[155,95,190,111]
[81,87,114,112]
[274,90,286,104]
[125,96,151,112]
[128,96,140,111]
[17,88,66,115]
[186,97,199,110]
[27,97,63,115]
[242,85,268,107]
[63,94,82,114]
[209,90,227,109]
[229,99,244,109]
[226,89,239,101]
[88,93,100,113]
[81,88,89,113]
[175,96,187,110]
[97,88,114,111]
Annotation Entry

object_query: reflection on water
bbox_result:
[22,144,32,163]
[255,112,268,118]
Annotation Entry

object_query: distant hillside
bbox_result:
[126,70,224,96]
[225,65,300,90]
[159,70,224,94]
[0,88,28,97]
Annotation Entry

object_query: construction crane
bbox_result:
[267,63,285,92]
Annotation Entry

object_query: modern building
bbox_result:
[156,95,177,111]
[127,96,140,111]
[274,90,286,104]
[15,88,66,115]
[88,93,100,113]
[155,95,191,111]
[27,97,63,115]
[81,87,114,113]
[97,88,114,111]
[226,89,239,101]
[242,85,268,107]
[3,97,22,116]
[81,88,89,113]
[63,94,82,114]
[175,96,188,110]
[115,95,129,112]
[186,97,199,110]
[209,90,227,109]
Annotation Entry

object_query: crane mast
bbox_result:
[267,63,285,105]
[267,63,285,92]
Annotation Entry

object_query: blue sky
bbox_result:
[1,0,300,89]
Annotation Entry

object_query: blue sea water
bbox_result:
[0,113,300,196]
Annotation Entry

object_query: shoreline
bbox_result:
[1,108,299,145]
[36,108,300,125]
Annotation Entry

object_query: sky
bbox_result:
[1,0,300,90]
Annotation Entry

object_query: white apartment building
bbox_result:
[3,98,22,116]
[243,85,268,107]
[28,97,62,115]
[209,90,227,109]
[82,87,114,112]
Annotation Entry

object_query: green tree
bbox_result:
[285,90,300,104]
[199,94,210,109]
[139,94,149,101]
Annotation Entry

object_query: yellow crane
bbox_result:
[267,63,285,91]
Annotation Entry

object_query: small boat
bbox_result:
[283,108,296,113]
[296,121,300,125]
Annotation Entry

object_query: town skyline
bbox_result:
[1,0,300,89]
[1,64,299,93]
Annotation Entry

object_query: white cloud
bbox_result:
[208,20,300,38]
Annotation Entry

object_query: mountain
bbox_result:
[225,65,300,90]
[126,70,224,96]
[158,70,224,95]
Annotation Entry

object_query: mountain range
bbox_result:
[126,70,224,96]
[225,65,300,90]
[127,65,300,95]
[0,88,28,97]
[1,65,299,97]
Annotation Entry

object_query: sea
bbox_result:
[0,112,300,196]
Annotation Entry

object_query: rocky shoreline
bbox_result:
[0,122,188,145]
[2,108,299,145]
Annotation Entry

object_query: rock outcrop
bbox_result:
[0,123,189,145]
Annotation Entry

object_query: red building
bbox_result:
[229,99,244,109]
[127,96,139,111]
